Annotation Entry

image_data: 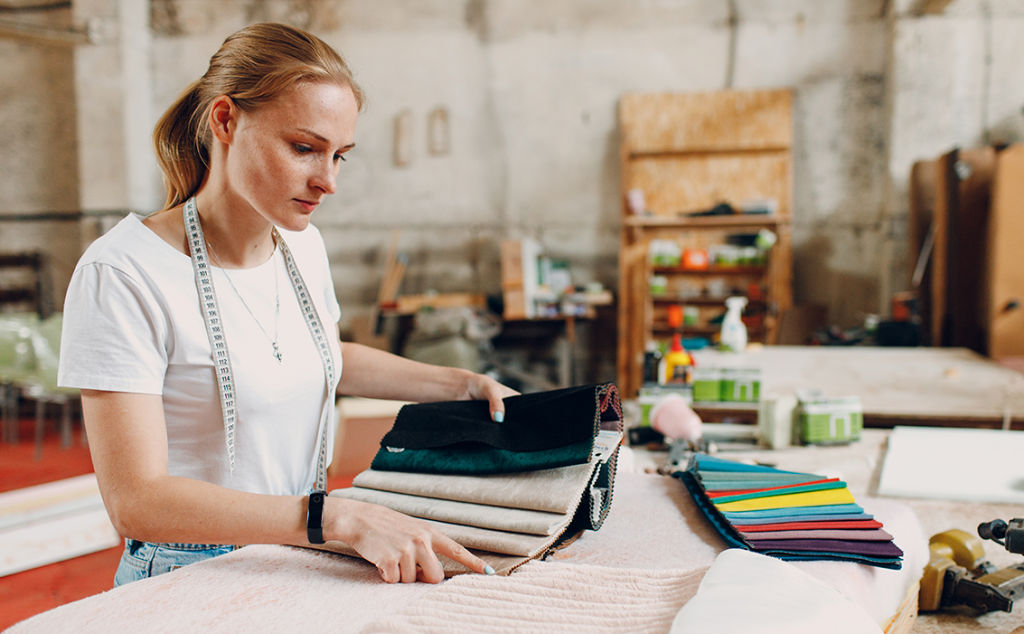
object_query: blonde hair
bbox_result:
[153,23,365,210]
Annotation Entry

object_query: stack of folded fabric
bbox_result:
[323,383,624,575]
[674,453,904,569]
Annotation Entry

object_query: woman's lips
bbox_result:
[295,199,319,212]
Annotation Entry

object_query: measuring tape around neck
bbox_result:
[185,197,336,491]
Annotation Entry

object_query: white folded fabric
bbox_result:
[669,549,884,633]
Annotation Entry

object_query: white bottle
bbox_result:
[720,296,748,352]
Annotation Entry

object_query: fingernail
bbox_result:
[484,565,495,575]
[493,411,504,423]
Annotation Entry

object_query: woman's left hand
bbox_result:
[461,372,518,423]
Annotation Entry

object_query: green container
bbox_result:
[691,367,722,402]
[798,396,863,444]
[721,368,761,403]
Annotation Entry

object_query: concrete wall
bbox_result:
[0,7,82,308]
[2,0,1023,345]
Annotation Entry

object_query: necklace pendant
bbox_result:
[272,342,283,364]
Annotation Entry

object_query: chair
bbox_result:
[21,314,81,459]
[0,252,53,319]
[0,313,82,459]
[0,315,38,444]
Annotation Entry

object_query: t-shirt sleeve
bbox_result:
[58,262,169,394]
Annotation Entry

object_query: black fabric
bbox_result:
[379,383,621,453]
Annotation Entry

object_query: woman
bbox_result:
[57,23,515,586]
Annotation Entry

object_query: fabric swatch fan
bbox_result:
[675,453,904,569]
[315,383,624,575]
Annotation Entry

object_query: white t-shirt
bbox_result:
[58,213,343,496]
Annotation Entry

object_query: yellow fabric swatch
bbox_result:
[714,488,855,512]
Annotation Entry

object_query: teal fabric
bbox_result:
[719,504,864,521]
[371,437,594,475]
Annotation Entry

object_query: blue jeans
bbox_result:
[113,539,238,587]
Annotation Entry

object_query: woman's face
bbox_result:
[224,80,358,232]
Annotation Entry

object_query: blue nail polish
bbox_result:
[484,565,496,575]
[493,411,504,423]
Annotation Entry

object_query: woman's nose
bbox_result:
[311,159,338,195]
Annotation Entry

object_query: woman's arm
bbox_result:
[336,341,518,420]
[82,389,489,583]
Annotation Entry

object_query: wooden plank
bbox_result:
[930,150,955,347]
[931,148,996,352]
[908,159,938,342]
[390,293,485,315]
[616,242,647,397]
[628,152,791,217]
[620,90,792,154]
[623,215,780,229]
[988,144,1024,358]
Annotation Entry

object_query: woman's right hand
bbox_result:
[326,497,491,583]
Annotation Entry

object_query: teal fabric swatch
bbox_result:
[720,503,864,521]
[371,437,594,475]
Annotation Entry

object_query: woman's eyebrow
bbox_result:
[298,127,355,150]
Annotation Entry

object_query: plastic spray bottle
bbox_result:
[720,296,748,352]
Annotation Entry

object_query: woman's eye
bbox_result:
[293,144,313,154]
[334,154,347,163]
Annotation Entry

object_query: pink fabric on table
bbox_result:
[742,529,894,541]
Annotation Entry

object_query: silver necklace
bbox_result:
[206,238,283,364]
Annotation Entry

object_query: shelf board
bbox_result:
[652,325,767,336]
[624,215,783,229]
[652,296,766,306]
[627,146,790,159]
[651,265,767,276]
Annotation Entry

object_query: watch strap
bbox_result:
[306,490,326,544]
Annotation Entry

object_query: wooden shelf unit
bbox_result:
[617,90,794,397]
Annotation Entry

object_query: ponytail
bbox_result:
[153,81,210,209]
[152,23,365,210]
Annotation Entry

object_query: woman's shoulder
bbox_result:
[76,212,189,276]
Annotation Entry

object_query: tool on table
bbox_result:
[919,520,1024,613]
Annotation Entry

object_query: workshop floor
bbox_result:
[0,415,356,631]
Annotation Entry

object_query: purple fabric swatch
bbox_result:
[749,539,904,558]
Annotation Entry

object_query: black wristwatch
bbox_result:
[306,490,326,544]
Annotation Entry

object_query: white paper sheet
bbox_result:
[877,426,1024,504]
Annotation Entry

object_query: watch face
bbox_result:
[311,493,323,504]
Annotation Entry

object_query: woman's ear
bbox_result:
[207,95,237,144]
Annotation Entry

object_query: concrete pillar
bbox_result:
[72,0,159,218]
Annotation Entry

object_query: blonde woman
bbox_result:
[58,23,514,586]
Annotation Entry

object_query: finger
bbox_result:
[433,533,493,575]
[490,401,505,423]
[377,560,399,584]
[417,554,445,584]
[400,548,419,584]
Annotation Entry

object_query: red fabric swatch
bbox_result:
[738,519,884,532]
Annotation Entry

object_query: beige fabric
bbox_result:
[331,487,569,536]
[351,462,595,514]
[362,561,706,634]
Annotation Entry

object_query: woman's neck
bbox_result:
[194,188,276,270]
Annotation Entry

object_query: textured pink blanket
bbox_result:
[7,473,928,633]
